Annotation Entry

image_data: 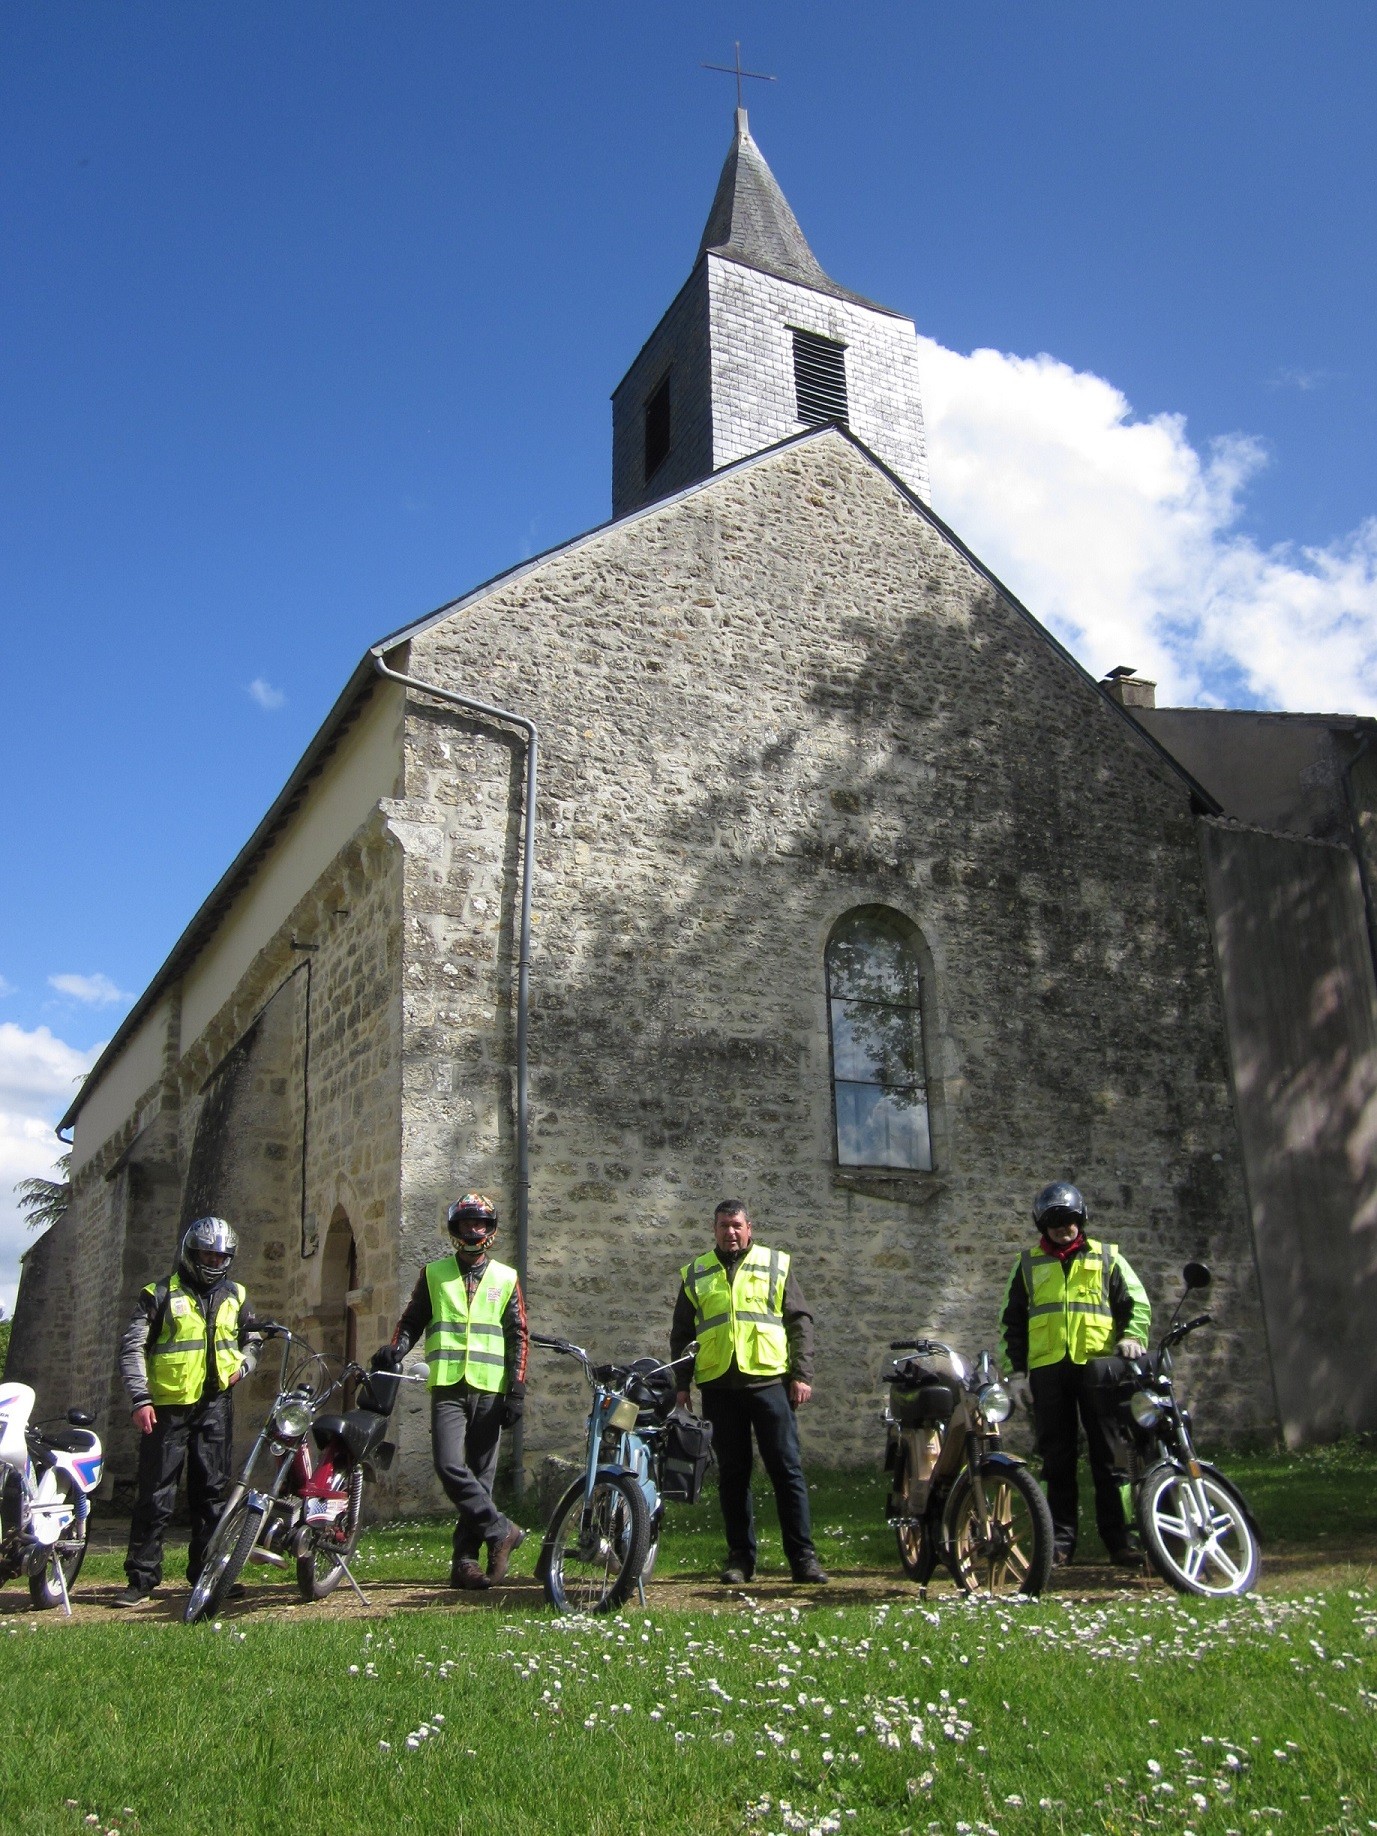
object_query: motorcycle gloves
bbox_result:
[500,1395,525,1429]
[371,1345,402,1374]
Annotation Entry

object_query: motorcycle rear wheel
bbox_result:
[540,1471,650,1614]
[946,1460,1054,1597]
[183,1500,264,1624]
[1138,1464,1259,1597]
[29,1483,88,1609]
[891,1440,935,1583]
[295,1469,364,1601]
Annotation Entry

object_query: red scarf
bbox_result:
[1040,1230,1087,1263]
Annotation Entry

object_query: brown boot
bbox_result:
[450,1558,490,1592]
[486,1523,526,1584]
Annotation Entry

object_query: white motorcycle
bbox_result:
[0,1382,105,1614]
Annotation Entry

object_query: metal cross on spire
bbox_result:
[701,41,777,112]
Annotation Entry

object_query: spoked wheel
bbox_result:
[892,1439,936,1583]
[946,1461,1054,1597]
[29,1485,88,1610]
[183,1498,264,1623]
[540,1472,650,1614]
[1138,1464,1259,1597]
[296,1469,364,1601]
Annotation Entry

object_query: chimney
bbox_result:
[1101,665,1156,710]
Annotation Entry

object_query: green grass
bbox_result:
[1,1586,1373,1834]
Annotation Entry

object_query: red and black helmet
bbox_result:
[447,1191,498,1256]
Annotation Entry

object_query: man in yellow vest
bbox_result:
[376,1193,528,1590]
[1000,1181,1151,1566]
[114,1216,266,1607]
[671,1199,828,1586]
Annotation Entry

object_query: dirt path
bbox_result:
[3,1542,1372,1628]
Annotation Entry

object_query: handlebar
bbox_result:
[1160,1312,1213,1352]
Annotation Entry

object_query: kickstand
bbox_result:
[54,1556,72,1618]
[636,1571,647,1607]
[335,1556,371,1608]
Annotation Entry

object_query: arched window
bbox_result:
[318,1207,359,1370]
[825,907,932,1171]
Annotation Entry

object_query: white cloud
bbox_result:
[48,971,128,1006]
[917,336,1377,714]
[248,677,286,711]
[0,1022,101,1315]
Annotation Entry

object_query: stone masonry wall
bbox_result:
[707,258,930,500]
[391,430,1273,1477]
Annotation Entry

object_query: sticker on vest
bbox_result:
[170,1296,192,1318]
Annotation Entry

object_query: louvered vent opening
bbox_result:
[644,373,672,480]
[792,330,848,427]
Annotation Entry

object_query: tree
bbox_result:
[15,1153,71,1233]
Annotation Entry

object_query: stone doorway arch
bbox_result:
[318,1206,360,1373]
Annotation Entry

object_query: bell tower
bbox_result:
[612,109,930,517]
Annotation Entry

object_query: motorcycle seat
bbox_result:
[32,1425,99,1456]
[312,1409,390,1462]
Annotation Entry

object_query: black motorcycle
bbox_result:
[883,1338,1054,1596]
[1091,1261,1260,1598]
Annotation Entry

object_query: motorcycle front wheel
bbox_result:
[295,1469,364,1601]
[183,1499,264,1624]
[541,1471,650,1614]
[1138,1464,1259,1597]
[946,1460,1054,1597]
[29,1486,88,1610]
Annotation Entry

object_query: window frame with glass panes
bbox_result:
[824,906,933,1171]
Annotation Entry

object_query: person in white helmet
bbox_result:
[114,1216,266,1607]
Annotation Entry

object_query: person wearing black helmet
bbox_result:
[375,1193,528,1591]
[114,1216,267,1607]
[1000,1181,1151,1566]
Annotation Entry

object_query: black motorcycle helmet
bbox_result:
[446,1191,498,1259]
[179,1216,238,1288]
[1032,1181,1088,1233]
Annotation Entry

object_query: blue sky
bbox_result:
[2,2,1375,1299]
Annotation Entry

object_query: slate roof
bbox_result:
[696,109,900,316]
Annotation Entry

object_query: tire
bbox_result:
[296,1469,364,1602]
[540,1471,650,1614]
[892,1438,935,1583]
[946,1459,1054,1597]
[1138,1464,1260,1598]
[28,1484,88,1610]
[183,1500,264,1624]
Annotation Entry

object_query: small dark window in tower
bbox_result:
[644,373,672,480]
[792,330,849,428]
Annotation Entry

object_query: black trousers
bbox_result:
[699,1380,817,1575]
[1031,1358,1131,1558]
[125,1393,234,1589]
[432,1386,510,1564]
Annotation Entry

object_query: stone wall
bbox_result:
[611,269,713,519]
[390,429,1273,1472]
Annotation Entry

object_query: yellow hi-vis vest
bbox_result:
[1020,1237,1119,1369]
[679,1245,790,1385]
[424,1257,517,1391]
[144,1274,246,1407]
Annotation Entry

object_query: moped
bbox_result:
[532,1335,707,1613]
[883,1337,1054,1596]
[0,1382,105,1614]
[184,1331,412,1622]
[1092,1261,1260,1597]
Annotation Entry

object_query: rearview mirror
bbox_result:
[1182,1261,1212,1290]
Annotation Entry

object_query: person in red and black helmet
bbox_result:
[375,1194,527,1591]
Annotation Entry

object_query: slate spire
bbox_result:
[696,108,879,310]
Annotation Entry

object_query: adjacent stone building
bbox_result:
[12,110,1373,1505]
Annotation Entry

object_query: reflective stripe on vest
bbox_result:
[1021,1239,1117,1369]
[424,1257,517,1392]
[679,1245,790,1384]
[144,1275,246,1406]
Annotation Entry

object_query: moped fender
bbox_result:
[1197,1461,1261,1538]
[973,1451,1028,1474]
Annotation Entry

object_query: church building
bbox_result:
[12,110,1376,1502]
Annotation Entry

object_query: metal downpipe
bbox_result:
[373,655,537,1494]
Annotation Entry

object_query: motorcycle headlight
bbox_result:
[977,1382,1012,1425]
[273,1399,313,1439]
[1129,1389,1165,1428]
[607,1396,639,1431]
